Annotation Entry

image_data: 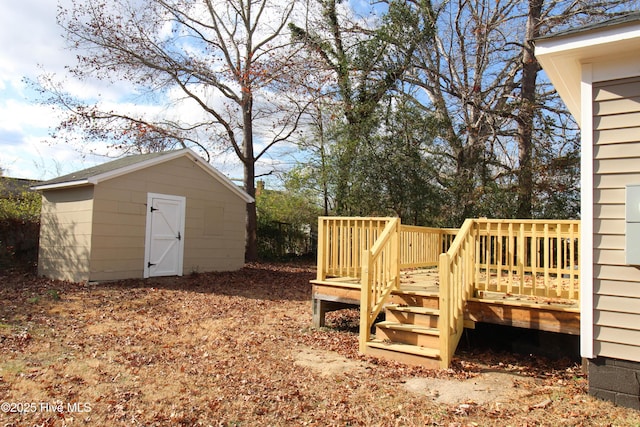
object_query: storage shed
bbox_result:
[536,12,640,409]
[31,149,253,282]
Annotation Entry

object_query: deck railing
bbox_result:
[439,219,477,368]
[400,225,458,268]
[473,219,580,300]
[317,217,456,281]
[316,217,395,281]
[359,218,401,352]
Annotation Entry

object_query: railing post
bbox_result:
[438,252,451,369]
[359,249,372,354]
[317,217,326,281]
[393,218,400,290]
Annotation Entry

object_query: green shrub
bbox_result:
[0,186,41,271]
[0,189,41,222]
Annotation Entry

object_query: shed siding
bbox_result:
[593,77,640,362]
[38,186,94,282]
[89,155,245,281]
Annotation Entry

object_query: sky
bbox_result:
[0,1,277,182]
[0,1,105,180]
[0,0,379,183]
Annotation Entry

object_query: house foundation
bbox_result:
[589,357,640,410]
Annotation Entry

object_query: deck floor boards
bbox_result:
[313,266,579,333]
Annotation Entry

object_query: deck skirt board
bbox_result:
[465,299,581,335]
[469,296,580,312]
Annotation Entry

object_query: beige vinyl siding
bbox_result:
[38,186,94,282]
[90,174,147,281]
[89,155,245,280]
[592,77,640,362]
[593,127,640,145]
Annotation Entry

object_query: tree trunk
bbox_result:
[517,0,542,218]
[242,91,258,262]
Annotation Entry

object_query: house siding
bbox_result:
[89,155,246,281]
[38,186,94,282]
[592,77,640,363]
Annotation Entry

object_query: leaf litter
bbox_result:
[1,262,639,426]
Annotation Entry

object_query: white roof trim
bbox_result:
[32,148,254,203]
[31,179,91,191]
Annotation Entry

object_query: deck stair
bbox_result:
[365,289,444,369]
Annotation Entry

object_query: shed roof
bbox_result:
[534,13,640,126]
[31,149,254,203]
[0,177,40,198]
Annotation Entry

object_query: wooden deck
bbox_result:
[312,267,580,336]
[312,217,581,369]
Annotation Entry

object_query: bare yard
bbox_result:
[1,263,638,426]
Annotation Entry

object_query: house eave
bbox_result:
[535,20,640,127]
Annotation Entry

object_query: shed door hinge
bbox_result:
[150,206,158,212]
[147,262,156,268]
[177,232,181,241]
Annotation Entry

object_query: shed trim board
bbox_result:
[144,193,186,278]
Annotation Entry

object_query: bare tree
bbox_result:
[405,0,523,223]
[406,0,637,223]
[42,0,303,260]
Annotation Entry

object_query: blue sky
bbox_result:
[0,1,259,182]
[0,0,376,183]
[0,1,110,180]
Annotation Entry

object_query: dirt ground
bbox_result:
[1,262,639,426]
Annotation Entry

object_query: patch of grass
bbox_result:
[46,289,61,301]
[1,360,26,375]
[25,289,61,305]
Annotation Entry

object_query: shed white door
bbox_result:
[144,193,186,278]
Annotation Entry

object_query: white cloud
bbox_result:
[0,1,73,83]
[0,1,309,183]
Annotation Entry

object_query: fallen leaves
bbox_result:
[0,262,639,426]
[532,398,553,409]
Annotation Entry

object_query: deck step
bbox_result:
[393,287,439,297]
[389,291,439,309]
[366,340,441,369]
[375,321,440,347]
[376,321,439,336]
[385,304,440,328]
[386,305,439,315]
